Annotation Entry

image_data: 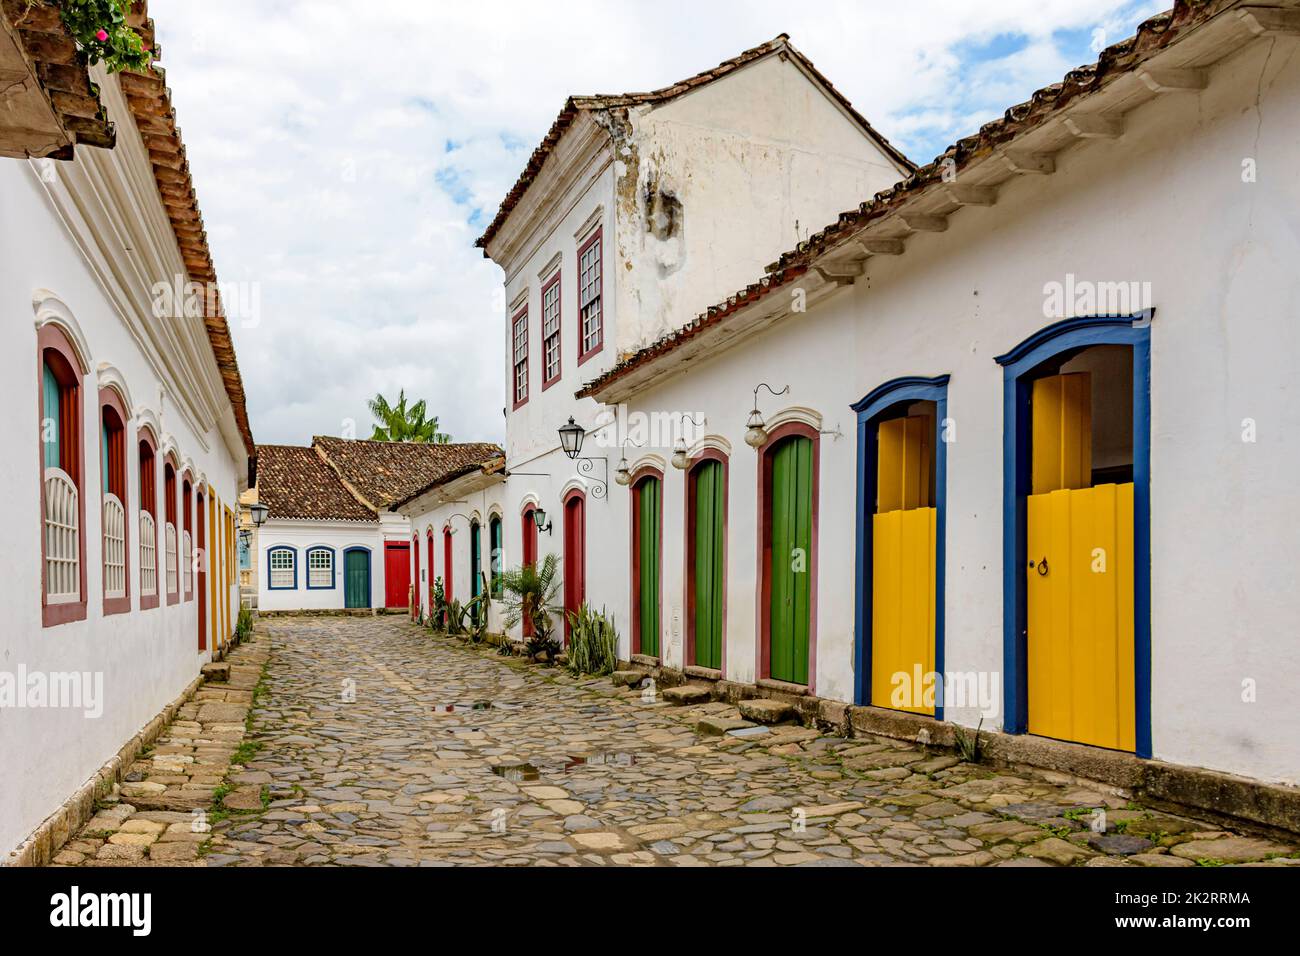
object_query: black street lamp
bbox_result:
[556,417,608,498]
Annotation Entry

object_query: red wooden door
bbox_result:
[521,506,539,636]
[384,542,410,609]
[563,491,586,644]
[427,533,435,600]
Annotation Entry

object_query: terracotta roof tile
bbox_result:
[476,33,913,251]
[313,437,505,510]
[577,0,1234,401]
[256,445,375,522]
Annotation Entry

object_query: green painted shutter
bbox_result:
[470,522,482,625]
[693,461,724,669]
[490,517,503,597]
[638,477,660,656]
[769,437,812,685]
[42,362,61,470]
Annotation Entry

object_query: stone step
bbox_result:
[611,670,648,688]
[737,698,795,724]
[697,716,756,736]
[662,684,712,706]
[201,662,231,683]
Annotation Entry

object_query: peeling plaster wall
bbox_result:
[612,54,906,353]
[610,37,1300,785]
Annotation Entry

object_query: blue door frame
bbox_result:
[851,375,949,715]
[994,312,1152,758]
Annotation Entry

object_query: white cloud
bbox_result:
[149,0,1165,447]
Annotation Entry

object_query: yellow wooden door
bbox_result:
[1027,373,1135,751]
[872,415,936,715]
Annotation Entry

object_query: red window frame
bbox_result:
[541,271,562,390]
[511,306,529,409]
[164,457,179,604]
[182,474,194,601]
[99,386,131,616]
[138,427,160,611]
[37,324,88,627]
[577,227,603,365]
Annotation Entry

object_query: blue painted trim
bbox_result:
[342,546,373,609]
[997,312,1152,758]
[851,375,949,720]
[305,545,337,590]
[266,546,297,591]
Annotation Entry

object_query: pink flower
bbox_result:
[95,29,109,42]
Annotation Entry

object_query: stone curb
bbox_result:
[5,673,205,868]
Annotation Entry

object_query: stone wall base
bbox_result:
[621,659,1300,837]
[5,673,205,867]
[259,608,390,618]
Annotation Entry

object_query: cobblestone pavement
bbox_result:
[56,616,1299,867]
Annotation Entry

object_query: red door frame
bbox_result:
[521,504,539,635]
[427,529,436,612]
[411,532,421,619]
[563,488,586,644]
[196,489,207,651]
[629,467,663,657]
[443,526,454,604]
[756,423,820,692]
[685,450,729,671]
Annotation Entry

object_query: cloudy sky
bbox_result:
[149,0,1164,447]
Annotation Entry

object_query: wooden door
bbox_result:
[634,476,661,657]
[471,521,483,627]
[1027,372,1135,751]
[443,528,454,604]
[196,492,206,651]
[871,415,936,714]
[690,460,724,670]
[344,549,370,608]
[383,542,409,609]
[767,436,812,685]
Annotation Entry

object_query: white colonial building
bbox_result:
[2,3,254,863]
[255,438,502,614]
[401,0,1300,812]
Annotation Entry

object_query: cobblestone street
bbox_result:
[55,617,1299,867]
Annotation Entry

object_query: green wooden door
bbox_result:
[344,549,370,609]
[637,477,661,657]
[470,521,482,626]
[768,436,813,685]
[692,460,724,669]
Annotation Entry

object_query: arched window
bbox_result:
[164,459,179,602]
[38,324,87,626]
[100,387,130,614]
[489,514,503,598]
[306,547,335,589]
[138,429,159,609]
[182,476,194,599]
[268,547,297,590]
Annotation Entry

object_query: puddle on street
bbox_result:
[491,762,540,782]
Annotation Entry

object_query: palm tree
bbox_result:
[499,553,562,636]
[367,390,452,443]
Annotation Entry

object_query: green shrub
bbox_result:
[566,604,619,677]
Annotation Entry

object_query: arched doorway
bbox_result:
[996,314,1151,756]
[686,452,727,671]
[470,518,483,628]
[562,490,586,644]
[520,504,539,637]
[630,469,662,658]
[852,377,948,715]
[758,425,818,688]
[411,532,421,620]
[196,488,207,652]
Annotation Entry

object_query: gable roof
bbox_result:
[312,436,505,511]
[256,445,376,523]
[576,0,1260,402]
[476,33,914,252]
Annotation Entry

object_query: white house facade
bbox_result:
[1,2,254,863]
[401,0,1300,808]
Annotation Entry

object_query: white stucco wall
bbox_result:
[0,80,247,857]
[608,36,1300,785]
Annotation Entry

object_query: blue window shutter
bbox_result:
[42,362,60,469]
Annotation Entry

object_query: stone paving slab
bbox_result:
[51,617,1300,868]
